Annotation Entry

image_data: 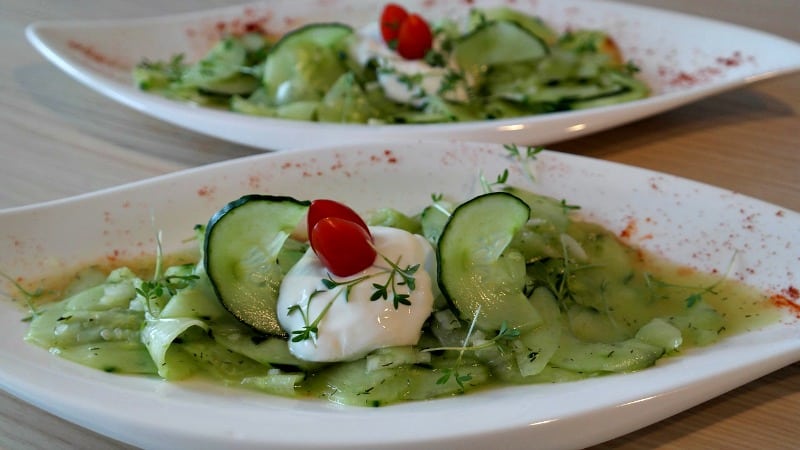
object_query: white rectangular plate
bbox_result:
[25,0,800,150]
[1,140,798,449]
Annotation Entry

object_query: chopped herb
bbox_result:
[396,73,424,90]
[437,70,464,95]
[504,143,543,160]
[559,199,581,213]
[424,49,447,67]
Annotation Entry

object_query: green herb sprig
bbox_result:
[136,229,199,317]
[288,293,336,343]
[288,255,419,343]
[426,306,521,391]
[371,255,419,308]
[504,143,543,182]
[136,273,199,308]
[479,169,510,193]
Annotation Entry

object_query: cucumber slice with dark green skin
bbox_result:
[453,20,548,84]
[204,195,310,336]
[262,23,353,105]
[468,7,559,45]
[437,192,542,331]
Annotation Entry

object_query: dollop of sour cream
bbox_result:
[350,23,468,106]
[277,226,436,362]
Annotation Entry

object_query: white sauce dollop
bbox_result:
[277,226,436,362]
[350,23,468,106]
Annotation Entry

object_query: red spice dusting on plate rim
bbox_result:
[67,40,128,70]
[769,286,800,319]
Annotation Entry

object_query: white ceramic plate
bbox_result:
[1,140,799,449]
[25,0,800,151]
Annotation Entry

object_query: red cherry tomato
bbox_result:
[396,13,433,60]
[311,217,377,277]
[380,3,409,46]
[307,199,371,247]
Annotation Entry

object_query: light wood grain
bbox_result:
[1,0,798,448]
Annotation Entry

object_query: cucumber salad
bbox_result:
[134,4,649,124]
[21,164,777,407]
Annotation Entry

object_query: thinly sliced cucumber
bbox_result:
[313,358,489,406]
[468,7,559,45]
[198,74,260,96]
[420,200,454,244]
[56,342,157,375]
[549,333,664,373]
[513,287,562,377]
[437,192,542,331]
[453,20,548,85]
[182,37,248,90]
[316,71,380,123]
[569,76,649,109]
[262,23,353,105]
[204,195,310,335]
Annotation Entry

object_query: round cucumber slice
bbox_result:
[437,192,542,331]
[453,20,548,85]
[204,195,310,335]
[262,23,353,105]
[468,7,559,45]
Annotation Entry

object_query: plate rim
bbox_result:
[1,140,798,449]
[23,0,800,150]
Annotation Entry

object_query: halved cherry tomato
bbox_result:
[396,13,433,60]
[311,217,377,276]
[307,199,371,247]
[380,3,409,47]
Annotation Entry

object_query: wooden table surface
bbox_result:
[1,0,798,448]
